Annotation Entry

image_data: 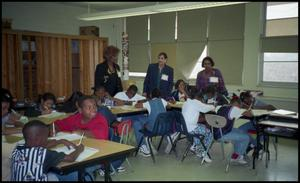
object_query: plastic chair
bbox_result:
[110,120,133,174]
[205,114,233,172]
[134,111,185,163]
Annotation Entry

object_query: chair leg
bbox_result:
[125,158,134,172]
[169,135,178,158]
[157,135,164,151]
[147,137,155,163]
[273,136,278,160]
[135,136,144,157]
[110,163,116,175]
[181,143,192,162]
[220,140,225,160]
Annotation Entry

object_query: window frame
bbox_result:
[258,2,298,88]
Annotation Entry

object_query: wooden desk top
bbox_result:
[168,101,184,109]
[110,105,147,117]
[29,113,72,125]
[56,138,136,169]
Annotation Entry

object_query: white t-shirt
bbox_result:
[142,98,168,114]
[182,98,215,132]
[114,91,146,102]
[215,105,243,120]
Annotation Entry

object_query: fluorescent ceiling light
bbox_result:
[78,2,248,21]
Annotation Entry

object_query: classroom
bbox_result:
[2,2,298,181]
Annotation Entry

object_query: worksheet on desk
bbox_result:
[271,109,297,115]
[48,132,86,141]
[53,146,99,162]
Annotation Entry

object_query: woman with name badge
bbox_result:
[196,56,228,96]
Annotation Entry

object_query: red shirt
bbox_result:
[54,113,109,140]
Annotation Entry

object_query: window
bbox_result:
[262,53,298,83]
[265,2,298,37]
[261,2,298,85]
[189,45,207,79]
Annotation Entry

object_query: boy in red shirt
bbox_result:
[51,95,125,176]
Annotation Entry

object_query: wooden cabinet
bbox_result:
[2,30,108,101]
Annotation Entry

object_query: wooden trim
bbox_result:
[2,29,108,41]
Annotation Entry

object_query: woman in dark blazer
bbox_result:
[94,46,123,97]
[143,52,174,99]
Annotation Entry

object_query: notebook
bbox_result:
[53,146,99,162]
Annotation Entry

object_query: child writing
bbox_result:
[51,95,125,175]
[24,92,57,117]
[181,90,215,163]
[10,120,84,181]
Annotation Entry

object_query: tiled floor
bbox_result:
[96,136,298,181]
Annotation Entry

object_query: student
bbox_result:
[52,95,125,174]
[134,88,168,157]
[181,90,215,163]
[238,91,276,153]
[56,91,84,113]
[143,52,174,99]
[92,85,121,107]
[114,84,146,105]
[2,90,25,135]
[214,98,252,164]
[202,85,229,106]
[10,120,88,181]
[171,79,190,102]
[24,92,56,117]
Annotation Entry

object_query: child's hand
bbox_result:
[59,139,77,149]
[76,144,84,153]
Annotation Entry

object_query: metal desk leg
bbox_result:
[104,162,112,182]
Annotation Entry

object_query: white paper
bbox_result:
[48,132,85,141]
[271,109,297,115]
[161,74,168,81]
[209,77,219,83]
[53,146,99,162]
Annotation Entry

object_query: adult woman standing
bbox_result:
[94,46,123,97]
[196,56,228,96]
[143,52,174,99]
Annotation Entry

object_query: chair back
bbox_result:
[151,111,187,136]
[205,114,227,128]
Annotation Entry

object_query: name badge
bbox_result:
[161,74,168,81]
[117,71,122,77]
[209,77,218,83]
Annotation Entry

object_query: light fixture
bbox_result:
[78,2,248,21]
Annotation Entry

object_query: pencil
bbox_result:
[248,102,253,110]
[77,132,85,145]
[52,123,56,137]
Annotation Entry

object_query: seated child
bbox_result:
[2,90,25,135]
[24,92,57,117]
[134,88,168,157]
[238,91,276,153]
[10,120,87,181]
[52,95,125,175]
[114,84,146,105]
[202,85,229,106]
[181,90,215,163]
[171,79,190,102]
[56,91,84,113]
[214,98,252,165]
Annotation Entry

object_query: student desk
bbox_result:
[258,113,298,168]
[110,105,147,117]
[55,138,136,181]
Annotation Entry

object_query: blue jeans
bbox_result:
[130,114,148,146]
[55,164,101,181]
[221,128,250,156]
[238,121,263,146]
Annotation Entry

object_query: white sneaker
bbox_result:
[231,155,248,165]
[116,166,126,173]
[203,154,212,163]
[138,145,151,157]
[190,144,197,153]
